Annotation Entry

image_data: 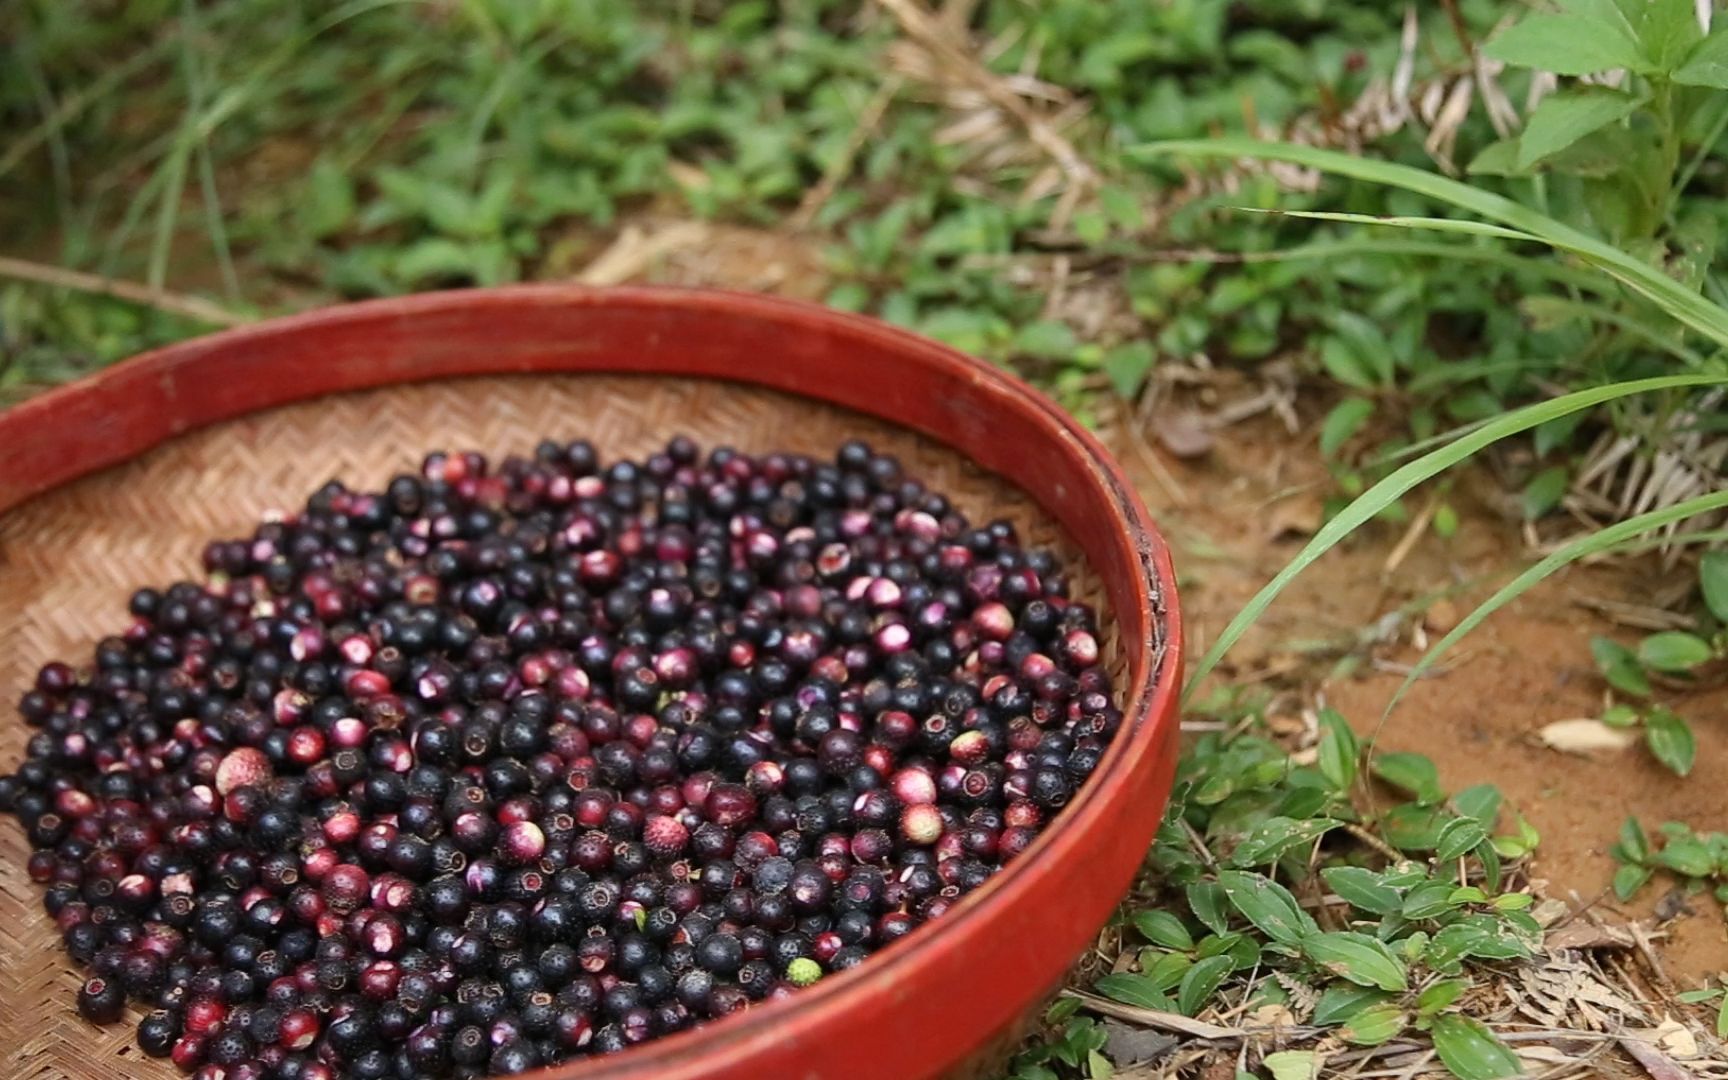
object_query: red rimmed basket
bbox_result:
[0,286,1181,1080]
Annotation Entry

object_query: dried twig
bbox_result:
[0,254,251,327]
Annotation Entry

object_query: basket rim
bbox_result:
[0,284,1184,1080]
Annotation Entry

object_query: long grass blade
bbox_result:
[1202,237,1615,296]
[1239,208,1539,243]
[1384,490,1728,719]
[1136,138,1728,350]
[1180,374,1728,697]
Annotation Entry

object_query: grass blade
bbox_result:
[1136,138,1728,349]
[1180,374,1728,697]
[1387,494,1728,718]
[1239,208,1538,243]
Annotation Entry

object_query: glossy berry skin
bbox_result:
[0,436,1115,1073]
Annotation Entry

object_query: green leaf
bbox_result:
[1654,832,1715,877]
[1631,0,1707,72]
[1303,931,1409,991]
[1674,29,1728,88]
[1701,551,1728,623]
[1263,1051,1319,1080]
[1014,320,1078,361]
[1142,951,1193,991]
[1613,862,1654,901]
[1645,708,1697,776]
[1217,870,1318,946]
[1133,910,1195,951]
[1374,752,1443,804]
[1094,973,1175,1011]
[1453,785,1503,831]
[1176,955,1233,1016]
[1321,398,1375,458]
[1638,632,1714,672]
[1593,636,1654,697]
[1317,709,1360,792]
[302,158,357,239]
[1135,140,1728,351]
[1467,139,1525,177]
[1186,882,1231,937]
[1419,979,1470,1017]
[1432,1014,1524,1079]
[1087,1048,1113,1080]
[1600,704,1642,728]
[1521,466,1570,520]
[1403,879,1460,920]
[1339,1002,1405,1046]
[1227,816,1341,868]
[1437,818,1490,863]
[1482,13,1648,75]
[1618,817,1651,863]
[1322,866,1401,915]
[1516,87,1644,171]
[1312,984,1392,1027]
[1717,990,1727,1039]
[1103,342,1156,399]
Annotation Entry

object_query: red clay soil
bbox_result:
[1120,400,1728,986]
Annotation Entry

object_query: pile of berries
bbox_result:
[1,436,1118,1078]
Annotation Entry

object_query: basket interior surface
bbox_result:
[0,373,1121,1079]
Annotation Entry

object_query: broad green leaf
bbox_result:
[1630,0,1707,71]
[1467,138,1524,177]
[1227,816,1341,867]
[1645,708,1697,776]
[1437,818,1490,862]
[302,158,357,239]
[1087,1049,1112,1080]
[1483,13,1648,75]
[1176,955,1233,1016]
[1613,862,1654,901]
[1600,703,1642,728]
[1321,398,1375,458]
[1013,320,1078,361]
[1133,910,1195,951]
[1453,785,1503,830]
[1339,1002,1405,1046]
[1317,709,1360,792]
[1516,87,1643,171]
[1403,879,1459,920]
[1638,631,1714,672]
[1103,342,1157,399]
[1674,29,1728,87]
[1701,551,1728,623]
[1420,979,1469,1017]
[1389,493,1728,717]
[1374,752,1443,804]
[1263,1051,1319,1080]
[1432,1014,1524,1079]
[1304,932,1408,992]
[1521,466,1570,520]
[1383,804,1452,851]
[1217,870,1318,945]
[1312,984,1391,1026]
[1593,636,1654,697]
[1654,832,1715,877]
[1322,866,1402,915]
[1136,141,1728,350]
[1618,816,1651,863]
[1186,881,1231,936]
[1142,950,1193,991]
[1093,972,1175,1011]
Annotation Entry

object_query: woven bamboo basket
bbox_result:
[0,287,1180,1080]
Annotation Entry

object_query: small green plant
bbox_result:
[1007,709,1540,1080]
[1610,816,1728,911]
[1588,551,1728,774]
[1675,982,1728,1039]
